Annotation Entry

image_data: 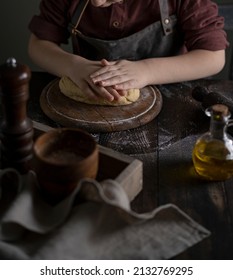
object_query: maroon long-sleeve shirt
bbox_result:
[29,0,229,52]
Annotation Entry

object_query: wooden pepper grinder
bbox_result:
[0,58,34,173]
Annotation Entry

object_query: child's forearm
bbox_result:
[28,34,83,78]
[28,34,124,101]
[144,49,225,85]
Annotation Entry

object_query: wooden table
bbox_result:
[28,72,233,259]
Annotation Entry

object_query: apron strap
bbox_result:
[68,0,89,34]
[159,0,173,35]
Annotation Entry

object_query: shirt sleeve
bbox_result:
[178,0,229,51]
[28,0,72,44]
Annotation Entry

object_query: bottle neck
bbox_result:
[210,118,227,140]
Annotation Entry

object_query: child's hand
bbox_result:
[90,59,149,90]
[70,58,124,102]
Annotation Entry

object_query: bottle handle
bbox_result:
[227,119,233,128]
[225,119,233,138]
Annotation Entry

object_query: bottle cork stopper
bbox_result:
[212,104,230,117]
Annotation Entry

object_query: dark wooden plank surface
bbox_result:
[27,72,233,259]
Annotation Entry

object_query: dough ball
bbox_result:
[59,76,140,106]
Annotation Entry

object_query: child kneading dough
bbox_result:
[59,76,140,106]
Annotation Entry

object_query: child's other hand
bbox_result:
[90,59,149,90]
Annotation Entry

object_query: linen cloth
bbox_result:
[0,169,210,260]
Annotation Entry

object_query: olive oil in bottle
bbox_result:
[192,104,233,181]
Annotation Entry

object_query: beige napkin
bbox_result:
[0,170,210,260]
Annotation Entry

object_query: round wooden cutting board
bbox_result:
[40,78,163,132]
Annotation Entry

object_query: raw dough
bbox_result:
[59,76,140,106]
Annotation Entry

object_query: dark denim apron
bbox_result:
[69,0,183,60]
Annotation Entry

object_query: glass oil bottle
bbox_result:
[192,104,233,181]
